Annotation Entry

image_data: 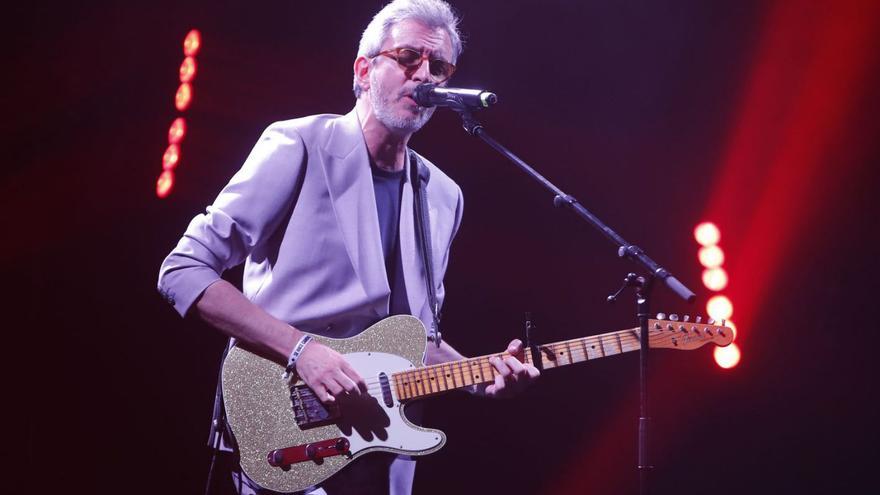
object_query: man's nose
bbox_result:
[410,59,431,82]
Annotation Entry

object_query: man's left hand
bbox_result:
[484,339,540,398]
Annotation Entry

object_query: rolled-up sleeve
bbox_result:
[157,123,306,316]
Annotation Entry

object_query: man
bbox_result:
[158,1,539,493]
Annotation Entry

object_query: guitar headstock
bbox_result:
[647,313,735,350]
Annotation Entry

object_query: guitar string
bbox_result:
[337,330,727,396]
[354,329,723,391]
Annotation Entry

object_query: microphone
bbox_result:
[413,83,498,110]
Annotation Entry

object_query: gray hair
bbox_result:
[353,0,463,97]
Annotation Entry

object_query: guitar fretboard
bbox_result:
[392,327,643,400]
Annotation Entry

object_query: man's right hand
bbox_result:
[295,340,367,403]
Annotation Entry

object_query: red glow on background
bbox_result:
[703,0,880,336]
[698,245,725,268]
[168,118,186,144]
[156,171,175,198]
[175,83,192,111]
[694,222,720,246]
[707,295,733,321]
[163,144,180,170]
[714,342,741,369]
[702,267,729,291]
[183,29,201,56]
[179,56,197,83]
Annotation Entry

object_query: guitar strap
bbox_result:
[408,150,442,346]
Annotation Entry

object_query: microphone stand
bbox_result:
[452,106,695,495]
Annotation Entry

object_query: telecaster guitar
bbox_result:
[221,314,733,493]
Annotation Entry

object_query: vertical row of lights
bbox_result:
[156,29,202,199]
[694,222,741,369]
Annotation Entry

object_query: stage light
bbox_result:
[698,245,725,268]
[156,170,175,198]
[714,342,741,369]
[175,83,192,111]
[707,295,733,321]
[179,56,197,83]
[183,29,201,57]
[694,222,720,246]
[163,144,180,170]
[168,117,186,144]
[702,267,729,291]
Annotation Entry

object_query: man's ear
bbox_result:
[353,56,371,94]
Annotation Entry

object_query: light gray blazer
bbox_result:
[158,109,464,339]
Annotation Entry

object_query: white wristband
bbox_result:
[282,335,313,380]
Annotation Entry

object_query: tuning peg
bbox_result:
[708,318,715,325]
[683,315,690,322]
[695,316,702,323]
[656,312,667,320]
[721,319,726,327]
[670,314,679,321]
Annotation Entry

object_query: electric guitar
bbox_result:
[221,314,733,493]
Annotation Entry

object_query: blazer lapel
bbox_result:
[321,110,389,318]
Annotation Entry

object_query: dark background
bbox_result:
[9,1,879,493]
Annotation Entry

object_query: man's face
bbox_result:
[367,19,454,135]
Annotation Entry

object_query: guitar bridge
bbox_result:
[291,385,340,429]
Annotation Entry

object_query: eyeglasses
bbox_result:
[373,47,456,83]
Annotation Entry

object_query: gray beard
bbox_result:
[369,76,435,135]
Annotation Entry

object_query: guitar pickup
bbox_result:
[267,437,351,468]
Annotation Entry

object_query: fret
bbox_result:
[556,342,572,365]
[422,367,434,394]
[523,350,533,367]
[423,366,438,394]
[468,360,479,383]
[539,346,557,369]
[615,332,624,354]
[480,358,494,383]
[461,360,473,386]
[622,331,640,352]
[569,340,582,363]
[600,334,620,355]
[575,338,589,362]
[401,371,412,398]
[583,337,599,360]
[447,364,457,390]
[445,363,457,388]
[437,365,450,392]
[439,364,452,390]
[393,374,406,400]
[415,369,426,397]
[429,366,440,393]
[399,371,410,398]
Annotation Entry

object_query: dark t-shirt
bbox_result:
[370,163,410,316]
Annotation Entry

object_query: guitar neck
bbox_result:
[392,326,642,401]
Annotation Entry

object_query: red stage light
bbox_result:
[175,83,192,111]
[702,267,729,291]
[168,118,186,144]
[698,245,725,268]
[179,56,197,83]
[694,222,720,246]
[156,170,175,198]
[714,342,741,369]
[707,295,733,321]
[163,144,180,170]
[183,29,201,57]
